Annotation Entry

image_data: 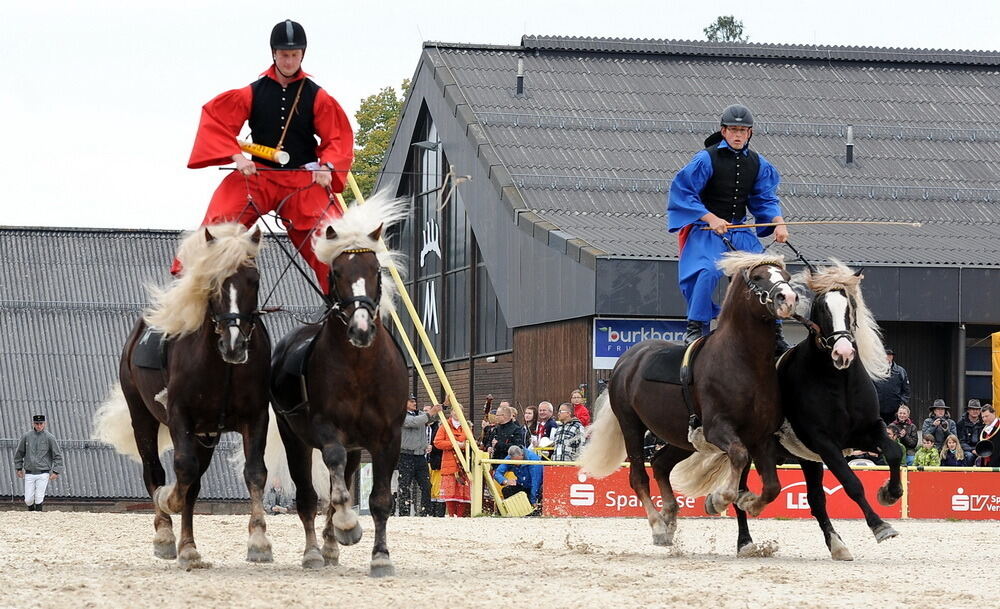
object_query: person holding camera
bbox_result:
[921,399,957,450]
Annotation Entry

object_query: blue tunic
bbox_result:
[667,140,783,322]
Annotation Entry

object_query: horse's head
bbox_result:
[808,288,858,370]
[743,262,798,320]
[205,227,262,364]
[323,224,384,348]
[144,223,264,362]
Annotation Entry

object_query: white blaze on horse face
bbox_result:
[766,267,797,317]
[350,277,371,332]
[825,291,855,367]
[227,284,240,351]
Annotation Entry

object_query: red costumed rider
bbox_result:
[173,19,354,293]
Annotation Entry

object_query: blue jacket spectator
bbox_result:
[494,446,543,505]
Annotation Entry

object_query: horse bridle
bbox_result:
[326,248,382,325]
[792,296,856,351]
[743,264,793,317]
[211,311,259,341]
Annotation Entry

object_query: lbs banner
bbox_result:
[593,317,687,369]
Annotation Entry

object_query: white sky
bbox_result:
[2,0,998,230]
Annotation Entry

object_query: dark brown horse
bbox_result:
[269,194,408,576]
[93,224,271,569]
[777,261,902,560]
[579,252,797,555]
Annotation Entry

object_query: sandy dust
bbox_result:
[0,511,990,609]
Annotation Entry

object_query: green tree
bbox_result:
[704,15,748,43]
[346,80,409,202]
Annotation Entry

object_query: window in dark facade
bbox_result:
[400,109,510,364]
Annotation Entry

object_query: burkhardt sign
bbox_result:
[593,317,687,369]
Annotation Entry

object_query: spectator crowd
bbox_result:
[393,387,594,517]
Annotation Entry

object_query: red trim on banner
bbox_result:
[543,466,908,519]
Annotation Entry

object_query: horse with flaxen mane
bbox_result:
[93,224,272,569]
[268,192,408,577]
[579,251,797,555]
[777,260,902,560]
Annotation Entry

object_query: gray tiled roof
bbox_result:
[0,227,326,500]
[423,36,1000,266]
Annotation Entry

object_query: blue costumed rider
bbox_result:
[667,104,791,351]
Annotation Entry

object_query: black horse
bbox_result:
[579,252,798,555]
[269,194,408,576]
[777,260,902,560]
[94,224,272,569]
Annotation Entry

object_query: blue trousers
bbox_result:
[678,226,764,322]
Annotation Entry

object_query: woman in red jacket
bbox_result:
[433,411,470,517]
[570,389,591,426]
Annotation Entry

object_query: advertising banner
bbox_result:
[907,471,1000,519]
[592,317,686,369]
[542,466,712,517]
[543,465,901,519]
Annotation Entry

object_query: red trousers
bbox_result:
[172,169,342,293]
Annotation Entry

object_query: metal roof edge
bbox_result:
[520,35,1000,67]
[0,226,182,235]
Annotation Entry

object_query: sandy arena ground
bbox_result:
[0,511,992,608]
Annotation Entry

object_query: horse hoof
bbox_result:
[830,535,854,561]
[246,546,273,563]
[154,541,177,560]
[735,491,763,517]
[302,547,325,570]
[872,523,899,543]
[704,494,727,516]
[177,547,210,571]
[370,555,395,578]
[876,485,901,507]
[737,541,778,558]
[651,532,673,547]
[333,523,363,547]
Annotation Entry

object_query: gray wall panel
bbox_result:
[898,267,960,322]
[855,266,900,321]
[596,259,686,317]
[962,268,1000,323]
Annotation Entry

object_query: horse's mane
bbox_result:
[797,259,890,381]
[144,223,261,338]
[312,190,409,316]
[716,251,787,277]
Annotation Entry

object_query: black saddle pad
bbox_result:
[641,343,688,385]
[282,332,320,377]
[133,327,168,370]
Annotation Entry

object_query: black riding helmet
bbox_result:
[270,20,307,51]
[704,104,755,147]
[721,104,754,127]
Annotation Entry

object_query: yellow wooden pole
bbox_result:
[992,332,1000,406]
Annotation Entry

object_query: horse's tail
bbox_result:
[577,390,626,479]
[775,420,823,462]
[263,408,333,505]
[91,383,172,462]
[669,427,734,498]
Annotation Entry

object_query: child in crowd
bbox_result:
[886,425,908,465]
[913,433,941,467]
[940,434,971,467]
